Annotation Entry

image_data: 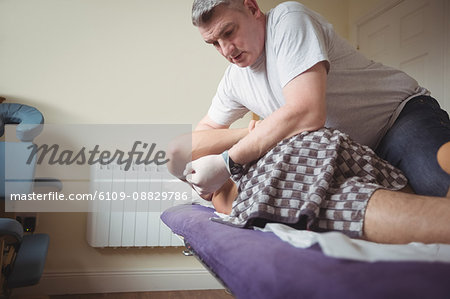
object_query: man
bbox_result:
[184,0,450,197]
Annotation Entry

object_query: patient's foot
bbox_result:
[437,142,450,197]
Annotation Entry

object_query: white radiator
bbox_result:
[86,163,190,247]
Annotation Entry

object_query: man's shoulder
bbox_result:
[269,1,328,27]
[273,1,307,11]
[270,1,308,20]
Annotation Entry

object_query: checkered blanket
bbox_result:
[211,128,407,238]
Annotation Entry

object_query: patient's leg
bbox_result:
[437,141,450,197]
[363,189,450,244]
[211,178,238,214]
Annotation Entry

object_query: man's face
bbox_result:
[198,4,265,68]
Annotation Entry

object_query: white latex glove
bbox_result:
[184,154,230,196]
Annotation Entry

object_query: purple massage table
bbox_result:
[161,204,450,299]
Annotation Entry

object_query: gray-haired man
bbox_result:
[184,0,450,199]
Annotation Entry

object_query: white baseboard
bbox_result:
[12,268,224,296]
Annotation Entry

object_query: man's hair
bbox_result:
[192,0,244,26]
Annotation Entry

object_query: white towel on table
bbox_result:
[257,223,450,263]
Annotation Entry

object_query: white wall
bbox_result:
[0,0,349,125]
[1,1,220,294]
[0,0,228,125]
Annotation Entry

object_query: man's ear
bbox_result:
[243,0,261,16]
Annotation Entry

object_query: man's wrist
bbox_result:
[222,150,243,175]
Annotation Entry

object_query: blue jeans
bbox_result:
[375,95,450,197]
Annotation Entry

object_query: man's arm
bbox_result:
[185,62,328,195]
[228,61,327,164]
[167,120,248,209]
[195,115,230,131]
[167,116,245,179]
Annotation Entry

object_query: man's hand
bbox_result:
[184,154,231,196]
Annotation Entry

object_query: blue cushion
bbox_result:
[0,103,44,142]
[7,233,49,289]
[0,218,23,244]
[0,142,37,199]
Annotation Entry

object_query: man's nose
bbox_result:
[219,40,235,58]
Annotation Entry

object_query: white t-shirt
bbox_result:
[207,1,427,149]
